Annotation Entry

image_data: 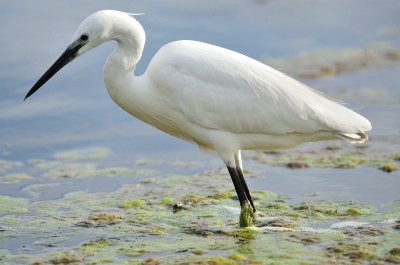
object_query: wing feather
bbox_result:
[146,40,371,136]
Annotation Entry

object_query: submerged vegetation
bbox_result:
[239,201,255,227]
[251,142,400,173]
[0,147,399,264]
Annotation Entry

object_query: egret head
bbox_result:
[24,10,145,100]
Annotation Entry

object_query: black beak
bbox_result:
[24,41,84,100]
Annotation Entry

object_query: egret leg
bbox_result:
[226,164,255,227]
[234,151,256,212]
[226,165,248,208]
[236,167,256,212]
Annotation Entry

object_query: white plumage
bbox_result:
[144,40,371,147]
[26,10,371,224]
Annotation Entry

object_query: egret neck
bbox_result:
[103,15,145,106]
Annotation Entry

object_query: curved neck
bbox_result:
[103,22,145,104]
[105,38,144,72]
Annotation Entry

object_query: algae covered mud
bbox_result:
[0,145,400,264]
[1,0,400,264]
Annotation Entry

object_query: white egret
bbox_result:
[25,10,371,226]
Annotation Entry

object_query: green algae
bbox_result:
[0,173,33,184]
[159,197,173,205]
[54,147,110,161]
[119,199,146,209]
[207,256,239,265]
[191,248,205,255]
[266,202,289,210]
[251,144,400,172]
[286,233,320,245]
[1,152,400,265]
[32,159,158,179]
[76,213,123,227]
[81,238,113,253]
[0,195,29,214]
[182,194,209,205]
[346,208,364,216]
[231,227,260,240]
[209,191,236,201]
[48,254,82,264]
[142,257,161,265]
[239,202,254,227]
[393,219,400,230]
[139,226,166,235]
[118,245,148,257]
[327,242,375,261]
[308,154,366,169]
[291,201,373,221]
[87,213,123,223]
[386,255,400,264]
[389,247,400,255]
[379,161,400,173]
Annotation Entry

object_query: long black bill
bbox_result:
[24,42,84,100]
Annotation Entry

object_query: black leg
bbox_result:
[236,166,256,212]
[226,165,250,209]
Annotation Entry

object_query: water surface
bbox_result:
[1,1,399,264]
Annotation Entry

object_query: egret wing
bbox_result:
[147,40,371,136]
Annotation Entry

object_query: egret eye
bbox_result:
[80,33,89,41]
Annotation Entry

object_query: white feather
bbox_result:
[143,40,371,150]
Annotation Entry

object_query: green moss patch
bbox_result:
[251,144,400,172]
[379,162,400,173]
[54,147,110,161]
[0,173,33,184]
[0,195,29,214]
[119,199,145,209]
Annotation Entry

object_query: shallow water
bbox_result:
[1,1,400,264]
